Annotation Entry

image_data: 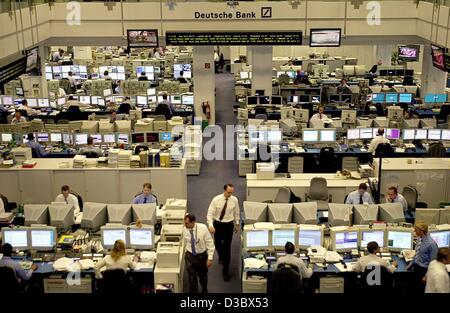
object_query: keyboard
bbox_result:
[19,261,33,270]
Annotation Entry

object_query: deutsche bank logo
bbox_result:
[261,7,272,18]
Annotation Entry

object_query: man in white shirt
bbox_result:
[425,247,450,293]
[18,99,39,116]
[54,185,81,223]
[368,128,390,154]
[386,186,408,212]
[52,48,64,62]
[275,242,313,279]
[184,213,215,293]
[309,105,328,122]
[353,241,397,273]
[206,183,240,282]
[11,110,27,124]
[345,183,374,205]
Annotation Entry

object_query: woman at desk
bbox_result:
[94,239,138,279]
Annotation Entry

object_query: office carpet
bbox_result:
[184,72,244,293]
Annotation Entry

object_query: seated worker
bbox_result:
[275,242,313,279]
[109,110,128,123]
[66,95,91,109]
[94,239,138,279]
[138,72,148,81]
[369,60,382,75]
[368,128,390,154]
[11,110,27,125]
[309,105,329,122]
[0,243,38,286]
[103,70,111,80]
[337,78,351,93]
[155,94,174,120]
[25,133,48,158]
[18,100,39,116]
[425,247,450,293]
[78,136,103,157]
[345,183,374,205]
[386,186,408,212]
[176,71,189,84]
[353,241,397,273]
[378,80,392,91]
[54,185,81,221]
[132,182,157,204]
[52,48,64,62]
[117,101,132,115]
[294,70,311,85]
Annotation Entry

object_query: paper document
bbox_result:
[334,262,356,272]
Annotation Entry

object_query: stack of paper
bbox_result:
[12,147,32,164]
[118,150,132,168]
[97,157,108,168]
[85,158,97,168]
[73,155,86,168]
[108,148,120,168]
[130,155,141,168]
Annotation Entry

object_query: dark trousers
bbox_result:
[185,251,208,293]
[213,220,234,274]
[412,263,428,293]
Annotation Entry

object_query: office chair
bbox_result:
[374,143,394,157]
[317,147,337,173]
[18,109,28,119]
[436,105,450,125]
[402,185,427,212]
[0,194,16,212]
[31,147,40,158]
[117,103,131,115]
[98,269,133,295]
[270,263,303,294]
[70,191,84,212]
[273,187,292,203]
[358,266,393,294]
[254,107,267,116]
[81,151,100,158]
[254,114,268,121]
[427,142,446,157]
[0,267,21,295]
[66,106,83,121]
[307,177,331,211]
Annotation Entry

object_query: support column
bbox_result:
[193,46,215,125]
[421,45,447,95]
[375,45,395,67]
[251,46,273,96]
[246,46,253,66]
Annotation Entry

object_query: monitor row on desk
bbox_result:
[243,224,450,252]
[1,224,154,251]
[346,127,450,141]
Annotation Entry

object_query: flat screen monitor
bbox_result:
[2,96,13,105]
[128,226,154,250]
[171,95,182,104]
[430,230,450,248]
[131,133,145,144]
[50,133,62,142]
[127,29,158,48]
[90,134,102,144]
[38,98,50,108]
[387,229,413,251]
[117,134,129,144]
[247,96,258,105]
[2,228,28,250]
[288,95,298,104]
[360,230,385,248]
[244,230,270,250]
[240,71,249,79]
[386,128,400,140]
[271,96,282,105]
[160,132,172,142]
[309,28,341,47]
[372,93,385,103]
[360,128,374,139]
[302,130,319,142]
[329,94,340,103]
[63,134,73,145]
[298,228,323,248]
[398,45,419,62]
[101,227,127,249]
[146,132,159,143]
[182,95,194,105]
[441,129,450,140]
[319,129,336,142]
[148,96,157,103]
[1,133,13,143]
[385,93,398,103]
[334,231,359,252]
[286,71,296,79]
[267,130,282,142]
[427,129,441,140]
[147,88,156,96]
[431,43,446,71]
[272,229,296,248]
[136,96,147,106]
[37,133,49,143]
[27,98,38,108]
[415,129,427,140]
[97,98,106,107]
[435,94,448,103]
[103,134,116,143]
[399,93,412,103]
[75,134,88,145]
[58,97,66,105]
[402,129,415,140]
[79,96,91,105]
[347,128,360,140]
[259,96,270,105]
[311,95,321,103]
[30,228,56,251]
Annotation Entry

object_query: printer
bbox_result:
[160,224,184,242]
[256,162,275,180]
[165,198,187,211]
[162,210,186,225]
[156,242,181,268]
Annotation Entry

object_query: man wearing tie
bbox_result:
[132,183,157,204]
[345,183,374,205]
[206,183,240,282]
[184,213,215,293]
[54,185,80,222]
[309,105,328,121]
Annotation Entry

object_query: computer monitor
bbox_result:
[79,96,91,105]
[259,96,270,105]
[298,225,323,249]
[1,228,29,250]
[146,132,159,143]
[29,226,57,251]
[49,133,62,143]
[271,96,282,105]
[81,202,107,231]
[385,93,398,104]
[442,129,450,140]
[182,95,194,105]
[2,96,13,105]
[427,129,441,140]
[117,133,129,144]
[435,94,447,103]
[429,229,450,248]
[27,98,38,108]
[160,132,173,142]
[101,226,127,250]
[127,225,154,250]
[267,129,282,142]
[353,205,378,225]
[372,93,385,103]
[379,203,405,223]
[415,208,441,225]
[48,203,74,229]
[288,95,299,104]
[36,133,49,143]
[329,94,340,103]
[319,129,336,142]
[402,129,415,140]
[74,133,88,145]
[302,130,319,142]
[328,203,352,227]
[415,129,427,140]
[24,204,49,226]
[132,203,157,225]
[103,134,116,144]
[267,204,293,224]
[341,110,357,124]
[359,229,385,249]
[347,128,360,140]
[136,96,147,106]
[243,229,270,250]
[171,95,182,104]
[272,228,297,249]
[1,133,13,143]
[243,201,267,224]
[131,133,145,144]
[240,71,249,79]
[292,202,317,225]
[386,228,413,252]
[247,96,258,105]
[360,128,374,139]
[38,99,50,108]
[107,204,132,225]
[386,128,401,140]
[331,229,359,252]
[399,93,412,103]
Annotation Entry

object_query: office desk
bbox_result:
[373,158,450,207]
[0,158,187,205]
[246,173,369,202]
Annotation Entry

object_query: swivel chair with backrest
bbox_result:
[270,263,303,294]
[0,194,16,212]
[99,269,133,295]
[254,114,268,121]
[70,190,83,212]
[402,185,427,211]
[117,102,131,115]
[358,265,393,294]
[66,106,83,121]
[0,266,21,295]
[374,143,394,157]
[317,147,337,173]
[436,105,450,125]
[254,106,267,116]
[273,187,292,203]
[30,147,39,158]
[307,177,331,211]
[81,151,100,158]
[18,109,28,119]
[427,142,446,157]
